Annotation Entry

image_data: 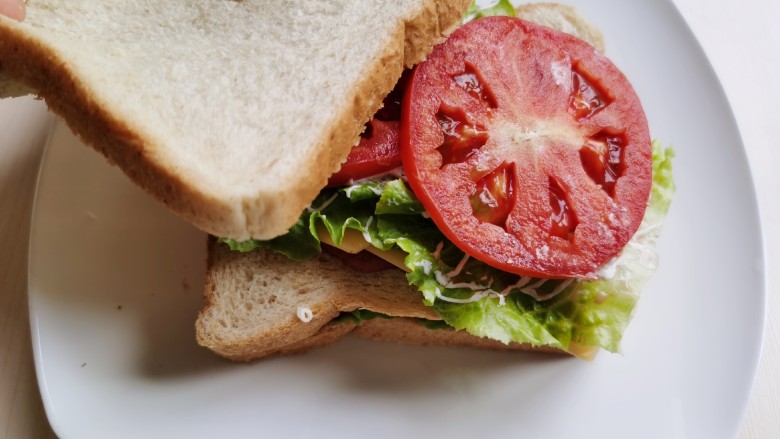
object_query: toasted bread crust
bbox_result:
[216,320,359,362]
[0,0,470,241]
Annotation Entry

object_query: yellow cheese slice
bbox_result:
[316,222,409,271]
[315,223,370,254]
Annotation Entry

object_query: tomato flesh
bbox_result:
[328,71,410,187]
[327,119,401,187]
[470,163,515,226]
[436,104,490,165]
[401,17,652,278]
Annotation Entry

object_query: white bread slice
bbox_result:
[515,3,605,53]
[197,239,566,361]
[0,0,470,240]
[196,237,442,361]
[195,4,608,362]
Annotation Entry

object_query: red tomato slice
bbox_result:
[327,71,411,187]
[401,17,652,278]
[326,119,401,187]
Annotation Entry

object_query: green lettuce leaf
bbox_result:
[462,0,516,23]
[223,142,674,357]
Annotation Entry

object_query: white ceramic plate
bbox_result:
[28,1,765,438]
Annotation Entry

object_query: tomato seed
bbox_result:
[569,63,612,119]
[470,163,515,227]
[436,104,489,166]
[452,63,497,110]
[579,131,625,197]
[548,177,578,241]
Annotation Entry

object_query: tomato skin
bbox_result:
[328,71,411,187]
[401,17,652,279]
[327,119,401,187]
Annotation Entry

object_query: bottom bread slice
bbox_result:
[196,237,566,361]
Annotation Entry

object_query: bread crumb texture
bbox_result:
[196,238,441,360]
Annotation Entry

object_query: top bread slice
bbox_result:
[0,0,471,240]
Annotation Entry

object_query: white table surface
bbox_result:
[0,1,777,437]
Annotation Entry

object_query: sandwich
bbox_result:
[0,1,674,362]
[198,2,675,361]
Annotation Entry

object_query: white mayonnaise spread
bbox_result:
[296,306,313,323]
[306,193,339,213]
